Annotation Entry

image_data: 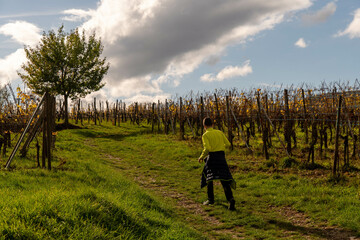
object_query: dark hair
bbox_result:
[203,117,213,127]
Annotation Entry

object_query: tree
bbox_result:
[18,26,110,126]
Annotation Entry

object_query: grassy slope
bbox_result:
[0,125,201,239]
[2,121,360,239]
[61,122,360,240]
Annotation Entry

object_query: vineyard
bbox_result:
[65,81,360,176]
[2,81,360,177]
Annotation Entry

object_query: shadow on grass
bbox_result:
[77,193,172,239]
[72,127,151,141]
[268,219,359,240]
[56,123,83,131]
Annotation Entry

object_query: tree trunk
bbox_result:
[64,95,69,126]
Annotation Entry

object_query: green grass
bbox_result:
[1,121,360,239]
[0,125,201,239]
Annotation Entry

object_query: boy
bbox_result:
[198,117,236,210]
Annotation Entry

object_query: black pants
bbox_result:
[207,180,234,202]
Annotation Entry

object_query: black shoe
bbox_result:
[203,200,214,205]
[228,199,236,211]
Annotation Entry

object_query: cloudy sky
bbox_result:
[0,0,360,102]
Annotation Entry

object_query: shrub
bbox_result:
[280,157,297,169]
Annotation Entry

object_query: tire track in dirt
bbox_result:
[101,152,245,240]
[268,205,359,240]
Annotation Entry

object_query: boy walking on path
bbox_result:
[198,117,236,210]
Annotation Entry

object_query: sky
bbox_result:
[0,0,360,103]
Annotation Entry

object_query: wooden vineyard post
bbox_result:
[214,93,222,130]
[170,103,176,134]
[57,100,62,122]
[257,93,269,159]
[265,94,272,146]
[99,101,102,125]
[123,102,127,123]
[114,99,119,126]
[42,94,48,168]
[165,99,169,134]
[200,96,204,136]
[179,97,185,140]
[152,102,155,133]
[41,93,55,170]
[80,100,83,125]
[93,98,97,125]
[106,101,109,122]
[284,89,291,155]
[75,99,80,124]
[333,95,342,177]
[157,100,162,133]
[88,104,90,124]
[135,102,139,125]
[118,100,122,126]
[226,96,233,150]
[301,89,308,144]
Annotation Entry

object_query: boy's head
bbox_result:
[203,117,213,128]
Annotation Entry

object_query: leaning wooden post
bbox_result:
[333,95,342,177]
[5,93,46,169]
[226,96,233,150]
[284,89,291,155]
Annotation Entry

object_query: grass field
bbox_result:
[1,121,360,239]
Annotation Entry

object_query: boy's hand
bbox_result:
[198,157,203,163]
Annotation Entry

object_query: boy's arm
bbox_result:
[198,135,210,162]
[223,132,231,148]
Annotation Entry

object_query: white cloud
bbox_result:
[0,49,27,87]
[0,21,42,86]
[0,21,42,46]
[83,89,109,103]
[124,93,171,103]
[336,8,360,39]
[62,0,312,100]
[0,11,61,20]
[302,2,336,25]
[108,76,162,98]
[295,38,308,48]
[201,60,252,82]
[62,9,95,22]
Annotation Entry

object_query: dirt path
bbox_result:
[102,152,244,239]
